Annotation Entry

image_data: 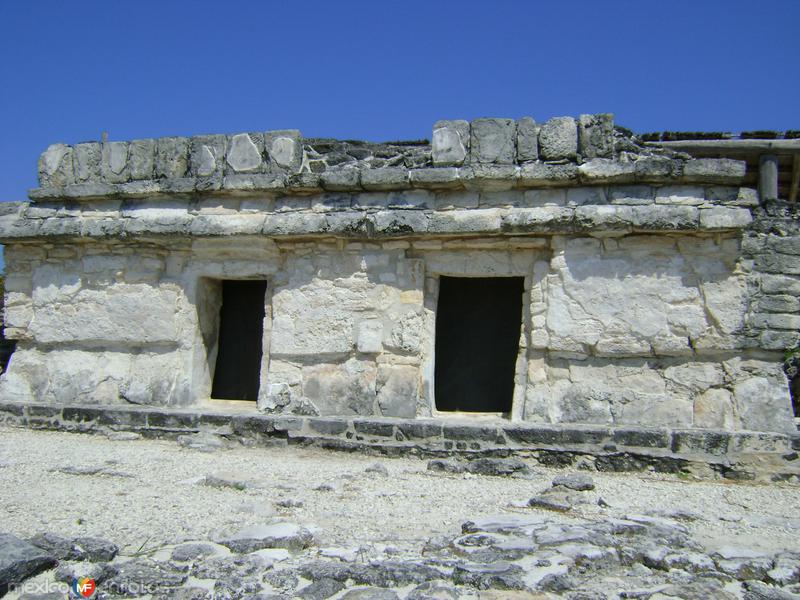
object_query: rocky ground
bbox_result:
[1,425,799,599]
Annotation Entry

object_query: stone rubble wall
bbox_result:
[28,114,747,201]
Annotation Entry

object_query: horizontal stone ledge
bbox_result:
[1,401,798,480]
[28,157,746,201]
[0,204,755,242]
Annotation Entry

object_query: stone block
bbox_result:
[609,185,654,204]
[518,162,578,186]
[634,156,677,181]
[578,113,614,159]
[756,294,800,313]
[538,116,578,161]
[361,167,410,191]
[470,118,516,164]
[682,158,746,184]
[190,134,226,177]
[265,129,302,172]
[409,167,460,189]
[321,168,360,191]
[432,120,469,166]
[128,139,155,180]
[751,313,800,330]
[612,429,670,448]
[692,388,736,430]
[699,207,752,229]
[733,376,795,434]
[101,141,130,183]
[376,365,418,418]
[155,137,189,178]
[578,159,636,184]
[356,320,383,353]
[38,143,74,187]
[760,274,800,295]
[73,142,102,182]
[516,117,539,162]
[460,164,518,191]
[226,133,263,173]
[302,359,377,416]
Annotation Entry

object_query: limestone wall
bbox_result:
[0,114,796,435]
[0,223,794,433]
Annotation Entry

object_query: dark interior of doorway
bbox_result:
[211,280,267,401]
[434,276,524,413]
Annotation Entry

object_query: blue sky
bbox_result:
[0,0,798,270]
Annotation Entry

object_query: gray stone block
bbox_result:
[699,207,752,229]
[538,116,578,161]
[72,142,101,182]
[516,117,539,162]
[432,120,469,166]
[128,139,155,180]
[635,156,677,181]
[226,133,264,173]
[578,159,636,184]
[265,129,303,172]
[155,137,189,179]
[470,118,516,164]
[222,173,286,192]
[0,532,57,594]
[101,141,130,183]
[38,143,74,188]
[63,182,116,198]
[321,169,360,191]
[460,164,518,191]
[578,113,614,159]
[682,158,746,184]
[518,162,578,186]
[361,167,410,191]
[190,134,226,177]
[408,167,460,189]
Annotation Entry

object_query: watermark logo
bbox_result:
[70,577,96,598]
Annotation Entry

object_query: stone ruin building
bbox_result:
[0,114,798,477]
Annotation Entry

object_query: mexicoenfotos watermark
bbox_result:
[11,577,169,598]
[10,577,96,598]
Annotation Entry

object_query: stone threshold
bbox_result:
[1,401,798,482]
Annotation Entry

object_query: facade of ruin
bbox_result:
[0,114,798,444]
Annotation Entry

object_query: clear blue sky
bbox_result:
[0,0,797,204]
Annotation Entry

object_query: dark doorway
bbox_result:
[211,280,268,401]
[434,276,524,413]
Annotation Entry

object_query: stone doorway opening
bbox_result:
[434,276,524,414]
[211,280,268,401]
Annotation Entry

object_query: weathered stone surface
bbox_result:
[227,133,263,173]
[539,116,578,160]
[101,141,130,183]
[470,118,516,164]
[552,473,595,491]
[73,142,102,182]
[265,129,303,172]
[0,533,57,594]
[215,523,313,552]
[38,143,74,188]
[128,139,155,180]
[432,120,469,166]
[155,137,190,178]
[516,117,539,162]
[578,113,614,159]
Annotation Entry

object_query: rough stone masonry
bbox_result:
[0,114,798,466]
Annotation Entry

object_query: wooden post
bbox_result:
[790,155,800,203]
[759,154,779,201]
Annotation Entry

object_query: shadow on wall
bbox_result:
[0,244,16,373]
[785,349,800,417]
